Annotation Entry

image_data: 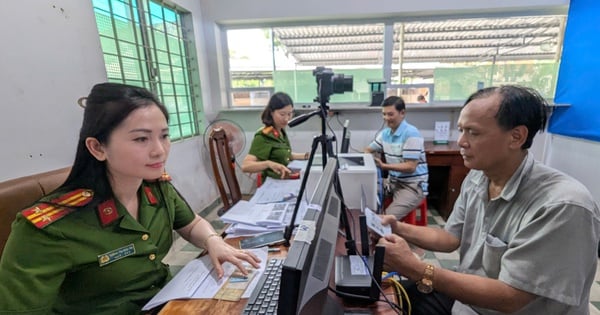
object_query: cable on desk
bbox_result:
[328,286,404,315]
[358,255,404,314]
[382,271,412,315]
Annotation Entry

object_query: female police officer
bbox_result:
[0,83,260,314]
[241,92,308,179]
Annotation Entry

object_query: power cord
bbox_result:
[382,271,412,315]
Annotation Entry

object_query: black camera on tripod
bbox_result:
[313,66,353,103]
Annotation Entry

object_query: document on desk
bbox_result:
[220,200,298,227]
[250,177,301,204]
[142,247,268,311]
[224,200,309,238]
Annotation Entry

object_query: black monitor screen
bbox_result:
[278,157,343,315]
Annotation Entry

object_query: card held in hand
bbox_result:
[364,206,392,237]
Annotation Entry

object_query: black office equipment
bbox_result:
[341,119,350,153]
[243,258,283,314]
[284,66,357,258]
[359,215,370,256]
[334,245,385,303]
[244,158,344,315]
[367,79,386,106]
[334,185,385,303]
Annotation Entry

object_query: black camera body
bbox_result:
[313,66,353,103]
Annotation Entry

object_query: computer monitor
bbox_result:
[278,157,343,315]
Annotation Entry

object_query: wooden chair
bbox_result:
[208,127,242,214]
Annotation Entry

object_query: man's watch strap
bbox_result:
[416,264,435,294]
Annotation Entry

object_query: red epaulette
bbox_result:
[22,189,94,229]
[261,126,279,138]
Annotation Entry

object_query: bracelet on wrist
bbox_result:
[203,233,221,249]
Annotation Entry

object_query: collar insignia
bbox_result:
[97,199,119,226]
[144,186,158,205]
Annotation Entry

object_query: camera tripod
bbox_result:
[283,102,357,256]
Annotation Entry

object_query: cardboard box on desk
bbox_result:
[302,153,377,211]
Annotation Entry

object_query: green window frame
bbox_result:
[92,0,204,140]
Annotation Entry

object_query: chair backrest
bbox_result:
[208,127,242,212]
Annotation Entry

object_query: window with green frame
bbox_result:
[92,0,204,140]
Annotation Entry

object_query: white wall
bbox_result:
[545,135,600,204]
[202,0,568,24]
[0,0,216,212]
[0,1,105,179]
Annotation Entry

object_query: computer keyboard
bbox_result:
[243,258,283,315]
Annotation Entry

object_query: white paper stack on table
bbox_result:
[220,177,309,238]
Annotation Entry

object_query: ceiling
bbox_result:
[271,15,566,67]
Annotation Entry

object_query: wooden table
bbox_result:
[425,141,469,220]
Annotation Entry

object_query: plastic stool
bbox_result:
[401,198,428,226]
[382,196,428,226]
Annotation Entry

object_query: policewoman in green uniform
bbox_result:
[0,83,260,314]
[242,92,308,179]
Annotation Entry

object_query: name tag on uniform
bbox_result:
[98,243,136,267]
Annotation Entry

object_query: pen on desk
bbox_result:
[268,248,281,252]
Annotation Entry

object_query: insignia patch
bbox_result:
[22,189,94,229]
[261,126,279,138]
[97,199,119,226]
[97,243,136,267]
[144,186,158,205]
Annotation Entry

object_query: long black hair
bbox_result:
[61,82,169,202]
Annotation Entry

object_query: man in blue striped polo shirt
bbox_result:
[365,96,428,221]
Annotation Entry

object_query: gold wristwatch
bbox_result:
[416,264,435,294]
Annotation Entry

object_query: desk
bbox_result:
[158,224,399,314]
[425,141,469,220]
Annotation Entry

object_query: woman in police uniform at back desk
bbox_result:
[0,83,260,314]
[242,92,308,179]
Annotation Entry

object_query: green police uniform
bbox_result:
[247,126,293,179]
[0,178,195,315]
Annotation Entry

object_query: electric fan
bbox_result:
[202,119,246,158]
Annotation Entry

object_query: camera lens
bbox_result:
[332,74,353,94]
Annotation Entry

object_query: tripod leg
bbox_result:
[283,135,322,246]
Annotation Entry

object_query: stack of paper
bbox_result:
[218,176,311,238]
[220,200,309,238]
[249,177,302,204]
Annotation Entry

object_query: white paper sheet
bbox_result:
[142,247,268,311]
[250,177,301,204]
